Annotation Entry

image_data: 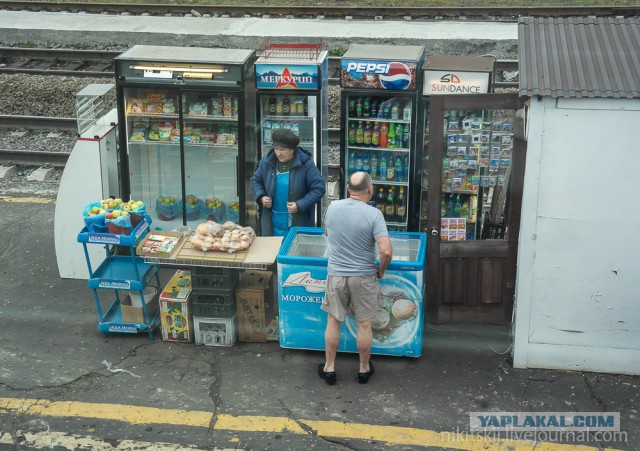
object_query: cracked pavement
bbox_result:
[0,197,638,450]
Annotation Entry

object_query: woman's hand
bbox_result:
[287,202,298,213]
[262,196,272,208]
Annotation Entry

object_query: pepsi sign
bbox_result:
[341,59,417,91]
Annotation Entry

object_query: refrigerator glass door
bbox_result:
[440,108,515,241]
[344,92,412,229]
[259,93,315,159]
[181,90,240,229]
[123,87,182,227]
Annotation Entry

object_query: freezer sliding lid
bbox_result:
[342,44,425,63]
[116,45,255,65]
[277,227,426,270]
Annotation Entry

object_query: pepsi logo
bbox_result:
[379,62,412,90]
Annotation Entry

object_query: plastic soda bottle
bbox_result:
[403,124,410,148]
[395,155,403,182]
[348,150,356,175]
[396,187,406,222]
[403,103,411,121]
[269,96,277,114]
[348,122,356,145]
[441,195,447,217]
[379,122,388,148]
[385,187,395,221]
[282,97,290,116]
[376,187,386,215]
[386,154,395,181]
[348,98,356,117]
[387,123,396,148]
[363,152,371,173]
[454,194,461,218]
[461,199,469,218]
[370,153,378,179]
[276,97,283,115]
[363,122,372,147]
[363,97,370,118]
[355,151,363,171]
[391,103,400,120]
[370,100,379,119]
[371,123,380,147]
[379,153,387,180]
[446,194,454,217]
[356,98,363,118]
[356,121,364,145]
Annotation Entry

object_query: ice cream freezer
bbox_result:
[276,227,426,357]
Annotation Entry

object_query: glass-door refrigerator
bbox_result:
[115,45,257,232]
[254,43,329,226]
[416,55,495,237]
[339,44,425,231]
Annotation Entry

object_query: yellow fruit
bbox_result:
[114,198,123,205]
[121,211,130,216]
[112,210,121,219]
[108,200,118,209]
[91,206,100,214]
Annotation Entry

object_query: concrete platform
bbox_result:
[0,11,519,58]
[0,195,637,450]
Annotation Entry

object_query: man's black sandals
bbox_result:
[318,364,336,385]
[357,361,374,384]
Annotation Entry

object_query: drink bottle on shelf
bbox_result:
[263,98,270,115]
[348,122,356,145]
[282,97,290,116]
[362,152,371,174]
[391,103,400,120]
[348,150,356,175]
[363,122,372,147]
[348,98,355,117]
[461,199,469,218]
[396,188,406,222]
[379,122,388,148]
[363,97,370,118]
[291,121,299,136]
[386,154,395,181]
[379,153,387,180]
[269,96,276,115]
[370,152,379,180]
[388,123,396,148]
[453,194,461,218]
[441,195,447,217]
[372,123,380,148]
[355,151,363,171]
[446,194,454,217]
[370,99,379,119]
[303,97,308,116]
[382,102,390,119]
[356,121,364,145]
[403,124,410,148]
[395,154,403,182]
[355,97,363,118]
[403,103,411,121]
[385,187,395,222]
[376,187,386,215]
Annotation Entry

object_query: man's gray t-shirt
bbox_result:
[324,198,389,276]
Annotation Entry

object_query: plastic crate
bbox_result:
[194,315,237,346]
[192,289,236,318]
[191,267,239,291]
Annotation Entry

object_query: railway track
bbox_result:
[1,1,638,19]
[0,47,520,87]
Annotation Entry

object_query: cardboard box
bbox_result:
[159,270,193,342]
[121,288,160,324]
[160,297,193,342]
[236,270,273,342]
[136,231,183,258]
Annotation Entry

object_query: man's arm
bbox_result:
[375,236,393,278]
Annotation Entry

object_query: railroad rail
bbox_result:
[0,47,521,87]
[0,148,68,167]
[1,1,638,19]
[0,115,77,130]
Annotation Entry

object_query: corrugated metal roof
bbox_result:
[519,17,640,99]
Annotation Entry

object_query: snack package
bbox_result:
[188,102,208,116]
[144,101,163,114]
[190,220,255,253]
[83,202,108,233]
[210,97,223,116]
[162,98,177,114]
[130,122,147,141]
[223,96,232,117]
[156,195,179,221]
[126,98,144,114]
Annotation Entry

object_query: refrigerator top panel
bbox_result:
[343,45,424,63]
[116,45,255,65]
[423,55,495,72]
[255,50,328,67]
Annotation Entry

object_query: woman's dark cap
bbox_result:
[272,128,300,149]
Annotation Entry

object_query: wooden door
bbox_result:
[423,93,525,324]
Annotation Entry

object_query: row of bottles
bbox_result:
[262,95,308,117]
[263,120,301,143]
[348,151,408,183]
[440,193,477,222]
[348,121,409,149]
[348,97,411,121]
[374,186,407,223]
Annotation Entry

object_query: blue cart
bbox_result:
[77,216,161,339]
[277,227,427,357]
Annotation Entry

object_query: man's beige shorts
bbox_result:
[321,275,381,322]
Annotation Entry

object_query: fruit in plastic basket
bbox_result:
[108,199,118,209]
[112,210,122,219]
[114,198,123,205]
[105,212,113,219]
[205,197,223,208]
[121,211,130,216]
[187,195,199,205]
[90,206,100,214]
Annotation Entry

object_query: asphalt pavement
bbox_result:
[0,194,638,450]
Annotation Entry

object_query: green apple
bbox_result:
[91,206,100,214]
[112,210,121,219]
[114,198,123,205]
[108,200,117,209]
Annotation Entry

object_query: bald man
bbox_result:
[319,171,393,385]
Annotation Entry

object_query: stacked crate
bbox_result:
[191,267,239,346]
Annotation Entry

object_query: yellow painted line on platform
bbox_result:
[0,196,54,204]
[0,398,622,451]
